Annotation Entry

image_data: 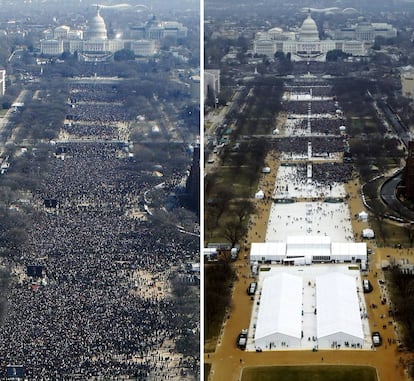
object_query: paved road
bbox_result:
[380,174,414,221]
[0,89,29,154]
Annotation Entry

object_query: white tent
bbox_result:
[331,242,367,262]
[255,190,265,199]
[362,228,374,239]
[358,211,368,221]
[250,242,287,263]
[316,272,364,348]
[254,273,303,349]
[286,236,331,259]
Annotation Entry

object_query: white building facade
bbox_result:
[40,7,160,58]
[253,11,368,62]
[130,40,157,57]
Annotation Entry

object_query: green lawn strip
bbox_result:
[241,365,377,381]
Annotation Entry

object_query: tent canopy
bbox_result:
[362,228,374,238]
[255,273,303,343]
[316,272,364,342]
[255,190,265,199]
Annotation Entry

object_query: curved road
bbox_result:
[380,174,414,222]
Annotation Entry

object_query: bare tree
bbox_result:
[223,220,247,248]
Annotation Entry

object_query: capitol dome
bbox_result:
[300,12,319,41]
[86,7,107,40]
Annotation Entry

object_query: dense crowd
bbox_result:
[63,122,118,140]
[285,85,332,97]
[298,118,342,135]
[0,84,198,380]
[64,84,132,140]
[274,136,345,156]
[283,100,336,115]
[69,84,121,104]
[285,79,332,96]
[67,103,129,123]
[309,162,353,185]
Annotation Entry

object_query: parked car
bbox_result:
[372,331,382,347]
[363,279,373,293]
[237,329,248,350]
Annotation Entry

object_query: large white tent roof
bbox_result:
[287,235,331,257]
[316,272,363,340]
[331,242,367,258]
[250,242,286,262]
[250,239,367,263]
[255,273,302,342]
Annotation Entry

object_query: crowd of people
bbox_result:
[67,103,130,124]
[299,118,343,135]
[63,122,118,140]
[0,83,198,380]
[284,85,332,97]
[69,84,121,104]
[283,100,336,115]
[64,83,132,141]
[274,136,345,156]
[312,162,353,186]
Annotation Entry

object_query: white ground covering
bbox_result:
[246,264,371,351]
[273,165,346,199]
[265,202,354,242]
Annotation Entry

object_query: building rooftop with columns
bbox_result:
[40,7,182,59]
[253,10,373,62]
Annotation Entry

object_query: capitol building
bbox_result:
[40,7,187,61]
[253,11,396,62]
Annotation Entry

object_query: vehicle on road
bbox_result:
[363,279,373,293]
[247,282,257,296]
[372,331,382,347]
[237,329,248,350]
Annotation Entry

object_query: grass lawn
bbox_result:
[369,217,412,248]
[241,365,377,381]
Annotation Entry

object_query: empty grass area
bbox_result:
[241,365,377,381]
[369,217,412,248]
[214,166,258,199]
